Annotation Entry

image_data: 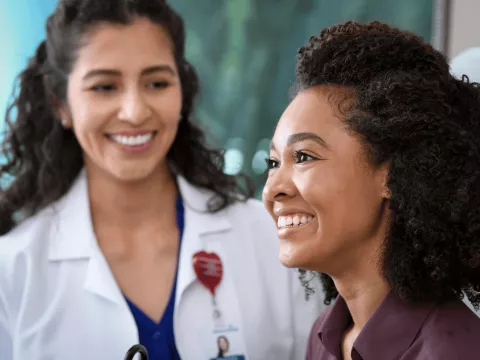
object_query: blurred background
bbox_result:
[1,0,475,197]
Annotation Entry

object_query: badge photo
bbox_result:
[209,335,246,360]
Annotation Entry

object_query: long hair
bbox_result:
[0,0,253,235]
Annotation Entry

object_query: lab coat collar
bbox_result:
[176,175,232,235]
[47,169,123,304]
[47,171,233,258]
[174,175,233,308]
[47,169,233,305]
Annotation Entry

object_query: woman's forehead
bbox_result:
[272,89,339,147]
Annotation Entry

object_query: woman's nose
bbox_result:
[262,165,297,203]
[118,89,152,125]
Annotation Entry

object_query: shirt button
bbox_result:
[152,331,161,340]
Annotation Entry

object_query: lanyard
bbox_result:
[124,344,149,360]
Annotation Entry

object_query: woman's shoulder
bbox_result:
[224,198,277,233]
[0,205,56,259]
[0,206,57,309]
[413,300,480,356]
[0,170,86,259]
[226,197,271,218]
[178,176,272,221]
[426,299,480,335]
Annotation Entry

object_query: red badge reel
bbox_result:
[192,251,224,322]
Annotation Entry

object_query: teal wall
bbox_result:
[0,0,57,131]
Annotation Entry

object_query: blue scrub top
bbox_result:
[125,196,184,360]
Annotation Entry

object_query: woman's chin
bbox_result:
[278,242,326,271]
[278,245,304,268]
[279,257,297,268]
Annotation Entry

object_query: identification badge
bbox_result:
[192,249,247,360]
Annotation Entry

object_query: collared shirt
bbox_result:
[306,292,480,360]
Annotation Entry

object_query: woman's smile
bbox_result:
[106,130,158,153]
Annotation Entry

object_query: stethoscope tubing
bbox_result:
[124,344,149,360]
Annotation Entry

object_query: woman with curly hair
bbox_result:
[0,1,323,359]
[263,21,480,359]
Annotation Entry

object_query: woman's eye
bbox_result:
[295,151,316,163]
[149,81,169,89]
[91,84,115,92]
[265,158,279,170]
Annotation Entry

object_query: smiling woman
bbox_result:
[0,0,232,230]
[263,20,480,360]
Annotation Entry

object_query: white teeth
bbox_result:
[111,133,153,146]
[277,214,313,229]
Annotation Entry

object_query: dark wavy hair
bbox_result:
[295,21,480,309]
[0,0,253,235]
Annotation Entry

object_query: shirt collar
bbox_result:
[317,296,351,358]
[317,291,436,359]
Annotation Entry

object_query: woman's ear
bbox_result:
[52,96,72,129]
[377,162,391,199]
[382,177,391,199]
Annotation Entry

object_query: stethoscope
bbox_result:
[124,344,149,360]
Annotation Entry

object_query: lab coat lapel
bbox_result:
[47,169,125,305]
[175,176,232,308]
[47,171,234,307]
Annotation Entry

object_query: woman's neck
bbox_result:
[334,273,390,330]
[334,200,392,331]
[86,163,178,235]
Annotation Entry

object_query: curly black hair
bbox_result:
[295,21,480,309]
[0,0,253,235]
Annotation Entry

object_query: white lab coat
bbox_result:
[0,170,325,360]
